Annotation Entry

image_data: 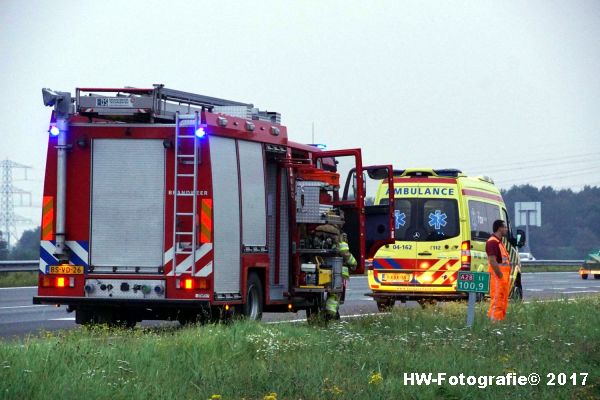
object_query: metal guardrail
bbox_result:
[521,260,583,267]
[0,260,38,272]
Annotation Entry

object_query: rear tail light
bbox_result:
[176,277,208,290]
[41,275,75,288]
[461,241,471,271]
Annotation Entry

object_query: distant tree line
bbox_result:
[0,227,40,261]
[502,185,600,259]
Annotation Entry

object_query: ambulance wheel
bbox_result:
[376,299,395,312]
[242,272,263,321]
[510,282,523,302]
[417,299,437,309]
[581,274,588,280]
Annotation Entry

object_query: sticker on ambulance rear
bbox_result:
[394,210,406,228]
[428,210,448,230]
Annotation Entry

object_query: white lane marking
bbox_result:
[0,305,51,310]
[0,286,37,290]
[561,290,599,294]
[571,286,591,289]
[50,317,75,321]
[525,289,544,292]
[550,281,570,284]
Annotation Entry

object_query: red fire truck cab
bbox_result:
[34,85,395,326]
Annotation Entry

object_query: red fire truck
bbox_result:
[33,85,395,326]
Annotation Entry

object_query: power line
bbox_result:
[496,165,600,185]
[461,152,599,173]
[468,156,600,175]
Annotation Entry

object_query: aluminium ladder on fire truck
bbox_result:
[173,111,200,275]
[76,85,280,123]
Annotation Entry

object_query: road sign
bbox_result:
[457,271,490,293]
[515,202,542,227]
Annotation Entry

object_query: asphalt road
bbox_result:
[1,272,599,340]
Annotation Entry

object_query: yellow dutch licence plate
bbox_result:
[383,273,410,282]
[49,265,84,274]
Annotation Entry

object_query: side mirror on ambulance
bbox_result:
[515,229,526,248]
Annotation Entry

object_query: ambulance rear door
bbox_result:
[413,184,462,286]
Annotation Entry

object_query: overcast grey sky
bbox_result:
[1,0,599,237]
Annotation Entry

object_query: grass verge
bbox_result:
[1,297,599,399]
[0,272,37,288]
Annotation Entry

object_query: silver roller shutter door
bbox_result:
[91,139,165,267]
[209,136,241,294]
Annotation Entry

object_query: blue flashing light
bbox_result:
[316,144,327,150]
[195,126,206,138]
[49,126,60,136]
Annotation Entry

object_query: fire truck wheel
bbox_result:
[75,308,93,325]
[242,273,263,320]
[376,299,395,312]
[581,274,588,280]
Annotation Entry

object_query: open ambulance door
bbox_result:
[314,150,395,274]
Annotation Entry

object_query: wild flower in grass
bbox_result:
[210,395,222,400]
[263,392,277,400]
[369,372,383,385]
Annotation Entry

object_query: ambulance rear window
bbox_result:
[393,198,460,241]
[422,199,459,241]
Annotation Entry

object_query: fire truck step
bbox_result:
[175,250,194,254]
[176,212,195,216]
[176,173,195,177]
[175,231,194,235]
[177,154,195,158]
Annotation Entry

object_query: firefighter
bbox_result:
[325,232,358,318]
[486,219,511,322]
[338,232,357,303]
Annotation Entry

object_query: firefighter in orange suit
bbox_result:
[486,219,511,322]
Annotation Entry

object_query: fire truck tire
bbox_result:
[306,293,327,324]
[242,272,263,320]
[581,274,588,280]
[75,308,93,325]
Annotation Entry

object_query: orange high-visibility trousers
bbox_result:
[488,266,511,321]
